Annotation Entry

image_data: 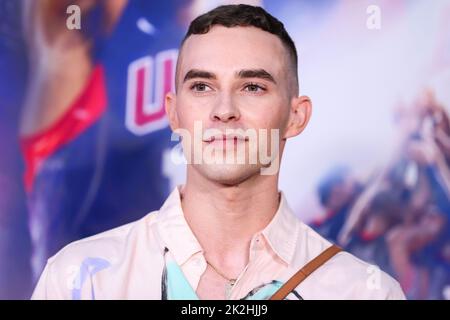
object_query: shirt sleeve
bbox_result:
[385,279,407,300]
[31,261,65,300]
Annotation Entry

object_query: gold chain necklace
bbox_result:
[205,259,238,299]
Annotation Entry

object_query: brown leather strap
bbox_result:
[269,244,342,300]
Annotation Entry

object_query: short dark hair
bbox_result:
[177,4,299,93]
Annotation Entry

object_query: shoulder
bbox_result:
[31,211,160,299]
[50,212,159,267]
[291,221,405,300]
[304,251,405,299]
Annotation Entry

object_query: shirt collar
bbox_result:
[260,191,299,265]
[155,185,300,267]
[155,186,203,266]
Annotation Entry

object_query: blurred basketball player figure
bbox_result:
[20,0,193,281]
[32,4,405,300]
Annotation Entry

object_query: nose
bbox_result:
[210,94,241,123]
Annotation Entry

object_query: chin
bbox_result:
[194,163,262,186]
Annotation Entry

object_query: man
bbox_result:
[32,4,405,300]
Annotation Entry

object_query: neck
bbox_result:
[180,167,280,266]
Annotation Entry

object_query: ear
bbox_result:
[165,91,179,131]
[283,95,312,139]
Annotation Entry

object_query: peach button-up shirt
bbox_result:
[32,186,405,300]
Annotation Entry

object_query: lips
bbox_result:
[203,134,249,143]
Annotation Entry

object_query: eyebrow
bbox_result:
[237,69,276,84]
[183,69,217,83]
[182,68,276,84]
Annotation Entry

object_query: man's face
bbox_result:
[166,26,310,185]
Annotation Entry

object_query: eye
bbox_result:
[243,83,266,93]
[190,82,212,92]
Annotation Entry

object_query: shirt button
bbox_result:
[253,238,262,250]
